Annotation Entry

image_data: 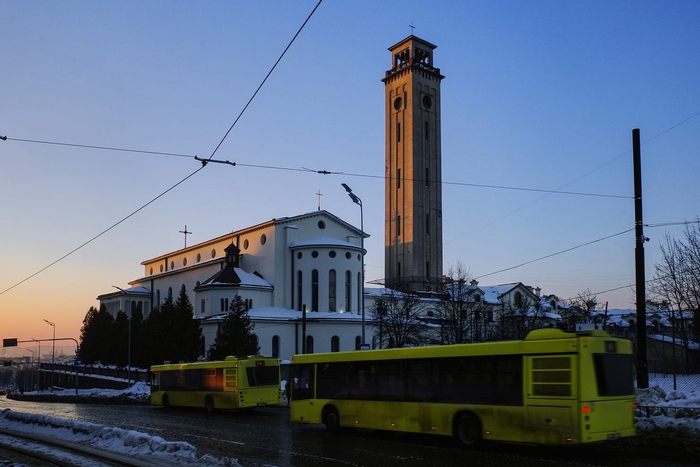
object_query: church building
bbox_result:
[98,35,447,362]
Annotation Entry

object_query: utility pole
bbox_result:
[633,128,649,389]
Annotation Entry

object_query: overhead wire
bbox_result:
[0,0,324,296]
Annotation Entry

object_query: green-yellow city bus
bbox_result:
[290,329,636,446]
[151,355,281,412]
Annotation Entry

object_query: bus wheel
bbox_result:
[454,413,481,448]
[162,394,170,408]
[205,396,214,413]
[323,406,341,432]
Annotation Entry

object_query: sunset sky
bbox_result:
[2,1,699,353]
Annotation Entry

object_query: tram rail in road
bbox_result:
[0,427,168,467]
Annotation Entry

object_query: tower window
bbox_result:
[425,167,430,187]
[397,168,401,189]
[396,122,401,142]
[425,121,429,141]
[426,214,430,235]
[397,215,401,236]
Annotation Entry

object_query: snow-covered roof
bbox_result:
[201,306,364,323]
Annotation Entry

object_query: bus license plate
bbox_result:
[607,434,620,440]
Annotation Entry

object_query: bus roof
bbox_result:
[291,329,626,364]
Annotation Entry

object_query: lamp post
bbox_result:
[113,285,132,385]
[341,183,365,345]
[43,319,55,390]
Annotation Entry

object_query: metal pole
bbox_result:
[44,320,55,390]
[633,128,649,388]
[360,201,365,345]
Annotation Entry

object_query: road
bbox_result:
[0,398,695,467]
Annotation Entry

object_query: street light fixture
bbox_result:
[113,285,132,385]
[341,183,365,345]
[43,319,55,390]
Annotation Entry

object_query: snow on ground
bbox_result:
[1,375,699,465]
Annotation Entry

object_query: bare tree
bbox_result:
[650,223,700,372]
[369,282,430,348]
[436,263,483,343]
[651,225,700,344]
[488,299,553,341]
[562,288,598,330]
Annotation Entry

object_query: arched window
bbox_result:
[272,335,280,358]
[306,335,314,354]
[297,270,303,311]
[357,272,362,315]
[355,336,361,350]
[312,269,319,312]
[331,335,340,352]
[345,270,351,313]
[328,269,336,312]
[156,290,161,308]
[514,292,523,307]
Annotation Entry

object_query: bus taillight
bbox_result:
[582,406,590,413]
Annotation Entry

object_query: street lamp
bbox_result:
[113,285,132,385]
[44,319,55,390]
[341,183,365,345]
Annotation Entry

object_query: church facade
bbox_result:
[98,210,369,361]
[98,35,457,362]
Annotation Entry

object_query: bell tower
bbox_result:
[382,36,444,291]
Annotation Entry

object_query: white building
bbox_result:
[98,210,371,361]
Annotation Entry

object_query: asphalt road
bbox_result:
[1,397,696,467]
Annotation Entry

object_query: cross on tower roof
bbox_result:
[409,22,416,34]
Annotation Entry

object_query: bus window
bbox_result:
[349,362,376,399]
[593,353,634,396]
[376,360,405,401]
[246,366,280,387]
[407,360,438,402]
[317,362,351,399]
[292,364,315,400]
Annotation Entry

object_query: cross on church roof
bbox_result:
[409,22,416,34]
[179,225,192,248]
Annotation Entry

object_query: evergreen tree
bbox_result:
[78,304,114,364]
[171,284,204,362]
[207,295,259,360]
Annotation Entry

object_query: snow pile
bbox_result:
[0,408,240,466]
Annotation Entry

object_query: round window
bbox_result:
[244,239,249,250]
[393,96,402,110]
[150,267,153,275]
[261,234,267,245]
[160,264,164,273]
[312,251,319,258]
[170,261,175,270]
[329,250,336,258]
[183,257,187,266]
[297,252,303,259]
[357,254,361,261]
[345,252,351,259]
[196,253,201,262]
[422,94,432,109]
[318,220,326,229]
[211,248,216,258]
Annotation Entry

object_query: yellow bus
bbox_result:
[150,355,281,412]
[290,329,636,446]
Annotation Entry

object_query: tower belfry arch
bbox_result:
[382,36,444,292]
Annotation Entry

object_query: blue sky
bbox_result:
[1,0,699,342]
